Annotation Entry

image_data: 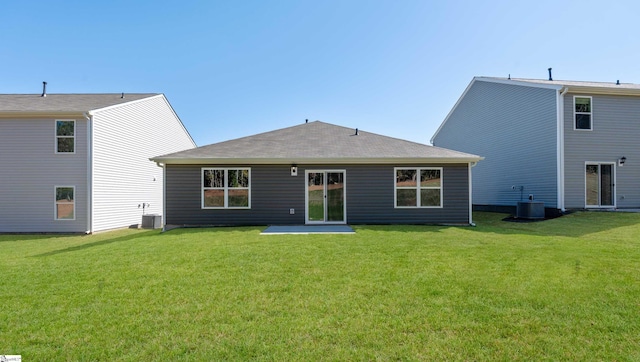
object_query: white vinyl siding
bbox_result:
[91,95,195,232]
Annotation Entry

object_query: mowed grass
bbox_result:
[1,212,639,361]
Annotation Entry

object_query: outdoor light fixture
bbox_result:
[291,164,298,176]
[619,156,627,167]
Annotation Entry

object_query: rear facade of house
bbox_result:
[431,77,640,213]
[0,94,195,233]
[154,121,482,227]
[163,163,473,226]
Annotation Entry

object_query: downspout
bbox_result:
[161,162,166,232]
[557,87,568,212]
[84,111,94,234]
[469,161,477,226]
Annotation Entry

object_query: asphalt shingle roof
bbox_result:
[479,77,640,91]
[153,121,482,164]
[0,93,159,113]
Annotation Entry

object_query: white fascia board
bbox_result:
[151,156,484,165]
[562,86,640,96]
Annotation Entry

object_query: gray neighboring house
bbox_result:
[0,92,196,233]
[151,121,483,227]
[432,76,640,214]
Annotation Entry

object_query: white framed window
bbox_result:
[202,168,251,209]
[55,120,75,153]
[55,186,75,220]
[394,167,443,208]
[574,96,592,130]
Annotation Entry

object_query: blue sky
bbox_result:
[2,1,639,146]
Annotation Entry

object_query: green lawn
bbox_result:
[1,212,639,361]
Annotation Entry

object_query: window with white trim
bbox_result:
[56,120,75,153]
[574,96,592,130]
[202,168,251,208]
[55,186,75,220]
[395,167,442,208]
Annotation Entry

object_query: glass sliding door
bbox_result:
[307,172,325,222]
[585,163,615,208]
[306,170,346,223]
[326,172,345,222]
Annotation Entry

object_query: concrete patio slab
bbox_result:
[261,225,355,235]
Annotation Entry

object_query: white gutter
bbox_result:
[557,87,568,212]
[150,156,485,165]
[84,112,94,234]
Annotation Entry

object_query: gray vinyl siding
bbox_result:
[563,93,640,208]
[165,163,470,226]
[433,80,559,208]
[91,95,195,232]
[0,118,88,232]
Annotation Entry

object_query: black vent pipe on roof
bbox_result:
[41,81,47,97]
[121,92,125,99]
[616,80,620,85]
[548,68,553,81]
[355,128,359,135]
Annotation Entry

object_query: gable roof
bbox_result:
[431,76,640,143]
[0,93,160,117]
[152,121,482,165]
[475,76,640,95]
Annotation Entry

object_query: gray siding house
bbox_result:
[152,121,482,228]
[0,92,195,233]
[432,76,640,213]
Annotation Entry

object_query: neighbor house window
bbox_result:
[395,167,442,208]
[202,168,251,208]
[56,120,75,153]
[55,186,75,220]
[574,96,592,130]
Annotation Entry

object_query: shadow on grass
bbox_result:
[353,211,640,238]
[470,211,640,237]
[33,230,159,257]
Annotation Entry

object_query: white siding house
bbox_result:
[0,92,195,233]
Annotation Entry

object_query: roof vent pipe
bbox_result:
[121,92,125,99]
[616,80,620,85]
[548,68,553,81]
[41,81,47,97]
[305,119,308,123]
[355,128,359,135]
